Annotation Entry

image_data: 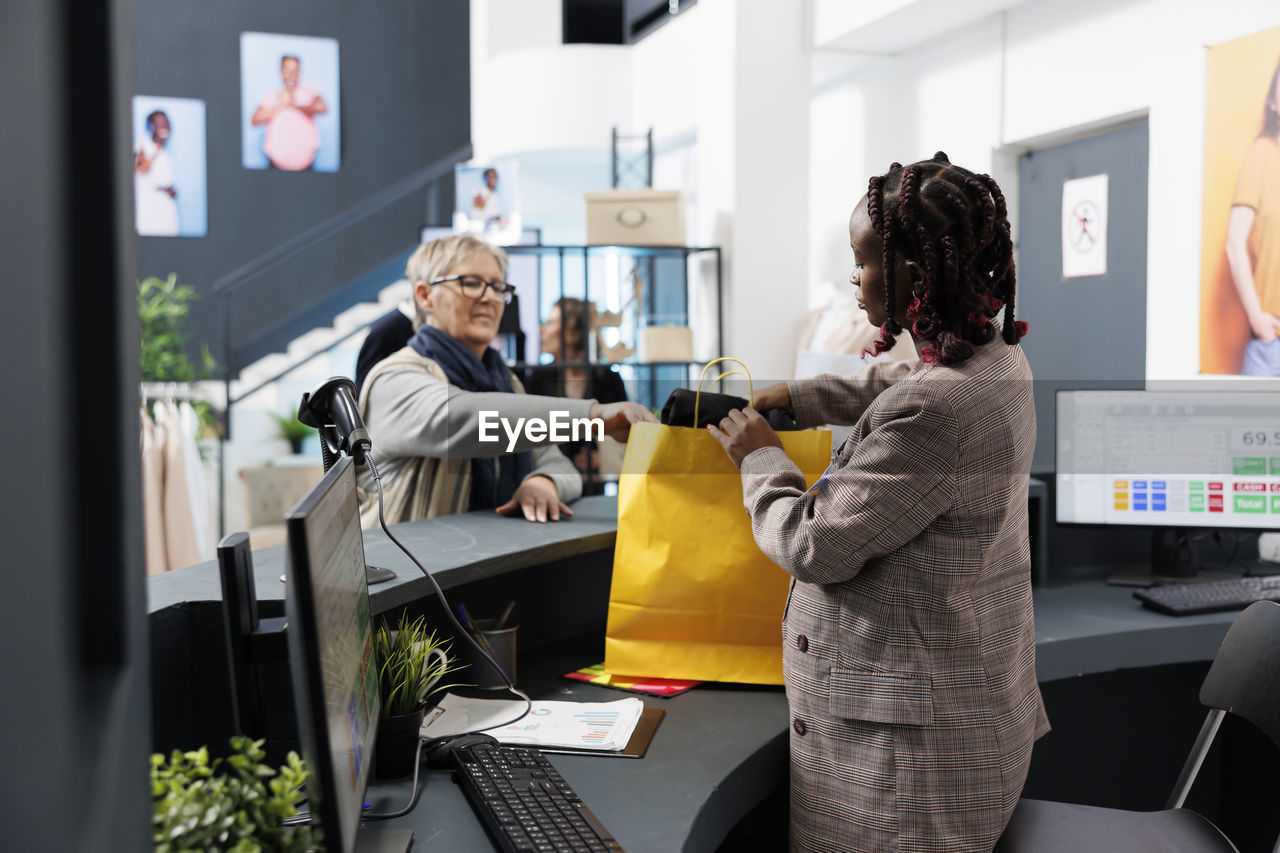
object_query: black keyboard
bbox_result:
[452,742,624,853]
[1134,575,1280,615]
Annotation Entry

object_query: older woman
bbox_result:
[357,235,652,525]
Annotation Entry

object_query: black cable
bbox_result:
[361,450,537,822]
[362,738,427,820]
[365,451,532,732]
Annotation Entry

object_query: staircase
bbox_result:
[207,276,413,537]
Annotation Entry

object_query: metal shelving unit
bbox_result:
[503,243,723,413]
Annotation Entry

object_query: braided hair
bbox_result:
[864,152,1026,365]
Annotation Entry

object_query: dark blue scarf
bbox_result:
[408,325,532,510]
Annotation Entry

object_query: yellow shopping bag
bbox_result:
[604,360,832,685]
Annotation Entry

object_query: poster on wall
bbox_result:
[1200,26,1280,377]
[132,96,207,238]
[239,32,340,173]
[1061,174,1108,279]
[453,163,523,245]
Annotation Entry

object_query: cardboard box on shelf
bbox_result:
[585,190,686,246]
[638,324,693,362]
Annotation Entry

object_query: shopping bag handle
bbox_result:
[695,357,755,427]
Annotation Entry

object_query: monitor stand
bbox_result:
[1107,528,1237,588]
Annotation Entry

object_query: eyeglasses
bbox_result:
[429,275,516,304]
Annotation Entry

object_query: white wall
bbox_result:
[809,0,1280,380]
[471,0,632,160]
[730,0,812,378]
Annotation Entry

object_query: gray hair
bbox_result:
[405,234,509,326]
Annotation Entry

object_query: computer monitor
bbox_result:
[284,456,401,852]
[1056,389,1280,579]
[218,532,270,739]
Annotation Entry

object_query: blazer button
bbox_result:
[795,634,809,652]
[793,718,807,736]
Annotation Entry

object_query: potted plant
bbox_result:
[269,411,315,455]
[373,612,460,779]
[151,735,317,852]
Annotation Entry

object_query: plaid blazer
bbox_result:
[740,340,1049,852]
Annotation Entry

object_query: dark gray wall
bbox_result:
[1017,119,1150,473]
[1,0,151,848]
[133,0,471,371]
[1017,120,1153,576]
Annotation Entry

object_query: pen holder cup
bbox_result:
[457,619,517,689]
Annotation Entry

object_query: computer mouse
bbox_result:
[422,733,500,769]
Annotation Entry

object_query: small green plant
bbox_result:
[139,273,217,384]
[374,613,461,717]
[151,735,319,853]
[139,273,219,434]
[269,411,315,455]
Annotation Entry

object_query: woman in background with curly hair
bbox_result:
[710,153,1048,852]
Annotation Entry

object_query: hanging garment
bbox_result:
[157,400,201,571]
[178,401,209,558]
[140,407,169,575]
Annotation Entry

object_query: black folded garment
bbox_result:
[660,388,797,430]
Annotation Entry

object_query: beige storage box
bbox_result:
[638,324,693,362]
[585,189,686,246]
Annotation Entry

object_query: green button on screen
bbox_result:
[1234,495,1266,514]
[1234,458,1267,476]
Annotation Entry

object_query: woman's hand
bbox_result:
[707,407,783,468]
[1249,311,1280,343]
[751,382,793,415]
[589,401,656,443]
[496,475,573,523]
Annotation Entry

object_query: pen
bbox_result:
[455,602,478,631]
[494,600,516,630]
[456,602,509,681]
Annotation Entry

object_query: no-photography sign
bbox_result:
[1062,173,1109,278]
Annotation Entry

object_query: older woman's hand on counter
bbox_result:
[589,401,657,443]
[496,475,574,522]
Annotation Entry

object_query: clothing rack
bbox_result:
[139,382,228,541]
[139,382,209,403]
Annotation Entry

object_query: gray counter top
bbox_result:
[1033,581,1236,681]
[147,495,621,616]
[149,493,1238,679]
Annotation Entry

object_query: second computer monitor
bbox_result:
[1056,389,1280,529]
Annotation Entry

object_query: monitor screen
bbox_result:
[284,457,380,852]
[1056,389,1280,528]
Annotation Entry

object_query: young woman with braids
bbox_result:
[709,153,1048,851]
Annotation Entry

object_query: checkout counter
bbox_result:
[146,497,1273,852]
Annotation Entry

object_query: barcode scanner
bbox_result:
[298,377,371,467]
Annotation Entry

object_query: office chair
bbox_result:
[996,600,1280,853]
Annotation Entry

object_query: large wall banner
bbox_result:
[1200,26,1280,376]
